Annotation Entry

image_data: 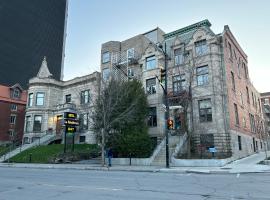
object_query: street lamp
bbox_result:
[157,42,170,168]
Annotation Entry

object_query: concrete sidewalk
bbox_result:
[0,151,269,174]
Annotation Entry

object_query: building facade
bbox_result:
[23,58,101,144]
[0,84,27,145]
[0,0,68,88]
[100,20,266,159]
[261,92,270,148]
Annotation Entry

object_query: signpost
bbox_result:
[63,112,78,153]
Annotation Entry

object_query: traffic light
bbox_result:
[160,68,166,82]
[167,119,174,130]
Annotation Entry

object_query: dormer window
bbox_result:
[13,89,20,98]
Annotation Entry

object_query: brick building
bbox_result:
[0,84,27,145]
[100,19,266,159]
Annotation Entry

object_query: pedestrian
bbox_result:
[108,148,113,167]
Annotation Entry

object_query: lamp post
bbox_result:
[158,42,170,168]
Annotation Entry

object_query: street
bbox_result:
[0,168,270,200]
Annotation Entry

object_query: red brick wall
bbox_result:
[223,29,263,139]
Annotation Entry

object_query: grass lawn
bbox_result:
[9,144,100,163]
[0,146,10,157]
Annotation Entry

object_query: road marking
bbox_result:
[236,173,240,178]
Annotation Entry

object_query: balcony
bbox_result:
[54,103,76,112]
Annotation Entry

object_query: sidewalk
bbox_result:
[0,151,269,174]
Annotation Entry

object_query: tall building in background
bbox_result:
[0,0,68,88]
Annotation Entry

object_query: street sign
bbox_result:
[65,126,76,133]
[64,112,77,119]
[208,147,217,153]
[64,119,79,126]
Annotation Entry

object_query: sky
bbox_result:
[63,0,270,93]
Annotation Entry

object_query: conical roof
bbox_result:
[37,56,52,78]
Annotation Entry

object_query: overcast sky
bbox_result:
[63,0,270,93]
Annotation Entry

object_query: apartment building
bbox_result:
[0,83,27,145]
[261,92,270,148]
[100,20,266,159]
[23,57,101,144]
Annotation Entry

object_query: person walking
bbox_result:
[108,148,113,167]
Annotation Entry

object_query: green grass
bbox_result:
[0,146,10,157]
[9,144,100,163]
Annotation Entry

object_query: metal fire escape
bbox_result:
[110,49,140,81]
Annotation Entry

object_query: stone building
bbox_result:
[23,57,101,144]
[261,92,270,148]
[0,83,27,145]
[100,19,266,159]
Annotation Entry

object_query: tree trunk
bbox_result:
[101,128,105,166]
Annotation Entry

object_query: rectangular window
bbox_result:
[28,93,33,106]
[238,136,242,150]
[240,92,244,106]
[33,115,42,132]
[127,48,135,59]
[13,89,20,98]
[237,59,241,77]
[36,92,44,106]
[174,48,184,65]
[234,103,239,125]
[10,115,16,124]
[148,107,157,127]
[243,63,248,79]
[197,65,209,86]
[242,117,247,128]
[10,104,17,111]
[265,98,270,105]
[145,56,156,70]
[102,68,110,81]
[79,136,86,143]
[128,68,134,77]
[65,94,71,103]
[173,74,185,95]
[146,78,156,95]
[228,42,232,58]
[249,113,255,133]
[102,52,110,63]
[195,40,207,56]
[81,90,90,104]
[199,99,212,122]
[246,87,250,104]
[200,134,214,149]
[80,113,89,130]
[231,71,235,91]
[25,116,31,132]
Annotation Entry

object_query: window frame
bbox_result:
[146,78,157,95]
[145,56,156,70]
[10,115,16,124]
[198,99,212,122]
[33,115,42,132]
[102,52,110,64]
[234,103,239,125]
[28,93,33,107]
[36,92,45,106]
[148,107,157,127]
[65,94,71,103]
[81,90,90,104]
[196,65,209,86]
[195,39,208,56]
[172,74,185,95]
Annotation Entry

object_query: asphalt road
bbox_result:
[0,168,270,200]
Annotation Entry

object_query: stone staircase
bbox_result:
[0,134,56,162]
[151,134,187,166]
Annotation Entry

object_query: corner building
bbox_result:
[100,20,266,159]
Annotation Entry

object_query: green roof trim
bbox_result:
[164,19,212,39]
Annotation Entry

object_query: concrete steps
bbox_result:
[0,134,56,162]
